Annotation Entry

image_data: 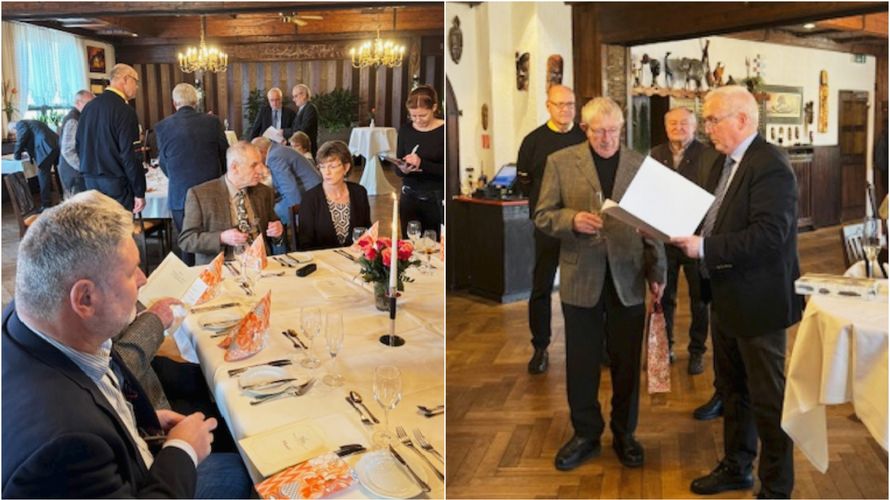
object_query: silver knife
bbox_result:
[240,378,297,390]
[389,445,431,492]
[190,302,239,313]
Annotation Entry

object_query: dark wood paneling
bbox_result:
[572,4,603,103]
[813,145,841,227]
[839,90,869,221]
[788,149,814,228]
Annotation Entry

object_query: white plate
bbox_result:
[354,450,425,499]
[200,310,243,332]
[237,365,305,396]
[287,252,313,264]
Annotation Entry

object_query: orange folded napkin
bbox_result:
[219,291,271,361]
[255,452,353,499]
[194,252,225,305]
[248,234,269,269]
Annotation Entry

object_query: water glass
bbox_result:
[352,227,367,244]
[863,217,882,277]
[420,230,438,274]
[372,365,402,448]
[323,313,345,386]
[406,220,423,244]
[591,191,604,241]
[232,244,248,281]
[242,253,262,288]
[300,307,322,369]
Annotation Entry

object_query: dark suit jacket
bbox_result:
[249,106,297,141]
[290,102,319,157]
[702,135,803,336]
[13,120,59,170]
[179,177,279,264]
[155,106,228,211]
[649,139,720,185]
[266,143,322,223]
[1,304,196,498]
[298,182,371,251]
[76,89,146,210]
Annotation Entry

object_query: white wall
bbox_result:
[84,38,116,82]
[446,2,574,188]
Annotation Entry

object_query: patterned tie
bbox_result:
[235,190,254,240]
[273,109,279,129]
[699,157,735,278]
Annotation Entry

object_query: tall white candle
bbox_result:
[390,193,398,293]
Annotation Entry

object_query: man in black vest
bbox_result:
[516,84,586,374]
[58,90,94,198]
[11,119,60,210]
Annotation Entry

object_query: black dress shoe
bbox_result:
[690,462,753,494]
[527,348,549,374]
[688,352,704,375]
[554,435,601,471]
[693,392,723,420]
[612,433,644,468]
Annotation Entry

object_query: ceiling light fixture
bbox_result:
[803,23,816,29]
[350,29,405,69]
[178,15,228,73]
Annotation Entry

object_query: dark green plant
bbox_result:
[312,88,359,132]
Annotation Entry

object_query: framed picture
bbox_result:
[763,85,803,124]
[90,79,106,95]
[87,45,106,73]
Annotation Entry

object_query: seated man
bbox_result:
[179,141,284,264]
[2,191,251,498]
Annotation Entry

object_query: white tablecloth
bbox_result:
[177,249,444,497]
[143,167,170,219]
[1,154,37,178]
[781,294,888,473]
[349,127,397,196]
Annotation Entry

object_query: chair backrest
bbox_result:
[289,204,301,251]
[4,172,39,236]
[841,222,865,268]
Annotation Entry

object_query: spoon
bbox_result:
[349,390,380,423]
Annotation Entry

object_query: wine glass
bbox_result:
[242,253,262,288]
[591,190,604,242]
[406,220,422,245]
[372,365,402,448]
[232,244,248,281]
[323,313,344,386]
[863,217,882,278]
[420,230,438,274]
[300,308,322,369]
[352,226,367,245]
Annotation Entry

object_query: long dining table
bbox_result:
[175,247,444,498]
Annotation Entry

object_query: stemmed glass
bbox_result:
[323,312,344,386]
[406,220,422,258]
[300,307,322,369]
[863,217,883,278]
[419,230,438,274]
[591,190,604,242]
[352,227,367,245]
[232,243,248,281]
[372,365,402,448]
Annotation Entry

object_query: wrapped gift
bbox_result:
[254,452,353,499]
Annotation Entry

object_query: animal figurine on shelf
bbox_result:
[712,62,725,87]
[641,54,661,88]
[662,39,710,91]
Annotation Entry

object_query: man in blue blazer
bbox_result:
[12,119,60,210]
[266,141,322,224]
[76,63,146,212]
[248,87,296,141]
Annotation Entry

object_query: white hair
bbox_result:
[580,97,625,127]
[705,85,760,131]
[74,90,93,107]
[15,190,134,318]
[267,87,282,99]
[293,84,311,99]
[227,140,259,171]
[172,83,198,108]
[109,63,137,83]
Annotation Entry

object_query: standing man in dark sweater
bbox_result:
[517,84,586,374]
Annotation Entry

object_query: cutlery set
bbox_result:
[344,390,380,424]
[333,249,357,262]
[228,359,293,377]
[396,426,444,480]
[249,379,316,405]
[272,255,296,267]
[417,404,445,417]
[283,329,308,349]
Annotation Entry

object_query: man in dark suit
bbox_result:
[266,141,322,224]
[517,84,586,374]
[12,119,60,210]
[155,82,229,265]
[290,84,319,157]
[536,97,665,472]
[76,63,146,213]
[248,87,296,142]
[672,85,802,499]
[1,190,242,498]
[58,90,95,198]
[649,107,718,376]
[179,141,284,265]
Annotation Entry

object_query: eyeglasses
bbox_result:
[548,101,575,110]
[585,127,621,137]
[318,162,344,172]
[703,113,735,128]
[126,75,140,85]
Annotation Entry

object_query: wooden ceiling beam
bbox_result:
[817,12,888,37]
[726,28,883,56]
[115,30,443,47]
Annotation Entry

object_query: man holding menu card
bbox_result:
[535,97,665,472]
[671,85,801,498]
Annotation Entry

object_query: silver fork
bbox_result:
[413,428,444,463]
[396,426,444,480]
[249,379,315,405]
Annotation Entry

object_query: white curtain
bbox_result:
[2,21,21,134]
[8,21,88,110]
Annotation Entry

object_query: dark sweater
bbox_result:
[516,123,586,217]
[591,147,619,199]
[396,123,444,195]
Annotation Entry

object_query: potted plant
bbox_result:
[312,88,359,144]
[3,80,18,140]
[355,234,419,311]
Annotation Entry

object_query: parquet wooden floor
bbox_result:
[446,226,889,499]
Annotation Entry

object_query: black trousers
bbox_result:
[712,312,793,497]
[662,246,710,354]
[36,161,56,208]
[58,163,85,198]
[399,187,442,240]
[171,208,195,266]
[529,227,560,349]
[562,268,646,438]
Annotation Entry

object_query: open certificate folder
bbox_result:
[602,156,714,241]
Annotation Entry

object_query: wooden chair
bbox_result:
[134,214,171,274]
[4,172,41,236]
[289,204,301,252]
[841,222,865,268]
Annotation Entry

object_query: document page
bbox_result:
[137,252,199,306]
[602,156,714,241]
[262,126,285,144]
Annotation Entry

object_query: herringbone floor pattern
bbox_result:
[446,226,888,499]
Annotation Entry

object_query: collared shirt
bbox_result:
[668,139,693,169]
[19,316,198,468]
[225,174,258,230]
[546,120,574,133]
[106,86,128,102]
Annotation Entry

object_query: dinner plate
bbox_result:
[238,365,305,396]
[200,310,243,332]
[354,450,425,499]
[287,252,313,264]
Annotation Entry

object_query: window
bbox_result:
[10,21,87,110]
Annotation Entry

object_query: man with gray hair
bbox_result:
[154,82,228,265]
[290,83,319,157]
[179,141,284,264]
[57,90,94,198]
[248,87,296,141]
[672,85,801,498]
[1,190,251,498]
[536,96,665,472]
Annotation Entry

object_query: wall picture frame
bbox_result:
[763,85,803,124]
[87,46,106,73]
[89,79,106,95]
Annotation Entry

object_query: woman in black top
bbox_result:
[298,141,371,250]
[396,85,445,239]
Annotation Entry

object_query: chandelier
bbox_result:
[178,16,228,73]
[350,29,405,69]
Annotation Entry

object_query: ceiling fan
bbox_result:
[279,12,323,27]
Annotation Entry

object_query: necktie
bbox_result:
[699,157,735,278]
[235,190,254,240]
[273,109,279,129]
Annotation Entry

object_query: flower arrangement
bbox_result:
[355,234,419,308]
[3,80,18,122]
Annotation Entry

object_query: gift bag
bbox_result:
[646,301,670,394]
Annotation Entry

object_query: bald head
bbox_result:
[109,63,139,100]
[545,85,576,131]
